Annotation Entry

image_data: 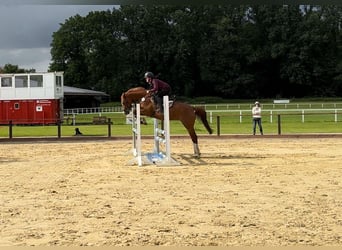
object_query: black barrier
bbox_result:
[9,120,13,139]
[57,120,62,138]
[216,116,220,136]
[2,120,113,139]
[108,118,112,137]
[277,114,281,135]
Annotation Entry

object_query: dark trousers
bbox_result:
[253,118,263,135]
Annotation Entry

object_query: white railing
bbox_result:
[63,106,122,115]
[65,103,342,115]
[207,109,342,123]
[64,104,342,124]
[194,103,342,110]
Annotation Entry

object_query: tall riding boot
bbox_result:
[152,95,159,111]
[157,97,163,113]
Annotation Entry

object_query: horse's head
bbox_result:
[121,92,133,115]
[121,87,149,115]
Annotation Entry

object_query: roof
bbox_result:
[64,86,109,96]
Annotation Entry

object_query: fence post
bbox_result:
[302,110,305,123]
[108,118,112,137]
[9,120,13,139]
[216,116,220,136]
[335,110,337,122]
[270,110,273,123]
[239,111,242,123]
[57,120,61,138]
[72,113,76,126]
[277,114,281,135]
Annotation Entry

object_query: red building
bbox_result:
[0,72,64,125]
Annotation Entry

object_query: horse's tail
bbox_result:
[194,107,213,135]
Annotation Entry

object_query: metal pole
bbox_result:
[216,116,220,136]
[107,118,111,137]
[153,118,159,154]
[9,120,13,139]
[57,120,61,138]
[277,114,281,135]
[135,104,142,166]
[163,95,171,162]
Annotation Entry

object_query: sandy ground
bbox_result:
[0,137,341,246]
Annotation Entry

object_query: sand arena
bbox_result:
[0,137,341,246]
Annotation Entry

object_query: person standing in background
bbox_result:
[252,101,263,135]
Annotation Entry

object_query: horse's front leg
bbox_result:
[193,143,201,158]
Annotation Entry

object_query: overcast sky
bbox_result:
[0,5,115,72]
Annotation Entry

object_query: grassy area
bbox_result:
[1,112,342,138]
[1,99,342,138]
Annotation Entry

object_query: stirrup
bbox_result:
[156,106,163,113]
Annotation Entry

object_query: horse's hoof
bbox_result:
[194,154,201,158]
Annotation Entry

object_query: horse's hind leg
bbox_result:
[181,114,201,157]
[185,127,200,157]
[193,143,200,158]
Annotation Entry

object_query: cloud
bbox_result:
[0,5,114,71]
[0,48,51,71]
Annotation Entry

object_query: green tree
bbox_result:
[0,63,35,73]
[50,14,89,88]
[49,5,342,100]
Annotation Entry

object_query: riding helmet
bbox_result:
[144,72,154,78]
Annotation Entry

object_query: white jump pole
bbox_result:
[153,96,171,162]
[163,95,171,161]
[130,95,178,166]
[131,103,142,166]
[153,119,160,154]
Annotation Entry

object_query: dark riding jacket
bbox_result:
[149,78,171,95]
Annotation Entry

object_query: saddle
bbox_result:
[166,95,176,109]
[146,94,176,109]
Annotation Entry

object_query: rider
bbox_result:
[144,71,171,113]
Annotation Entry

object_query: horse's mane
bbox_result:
[126,87,146,93]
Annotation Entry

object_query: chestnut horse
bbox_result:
[121,87,213,157]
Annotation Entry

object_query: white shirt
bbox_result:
[252,106,261,118]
